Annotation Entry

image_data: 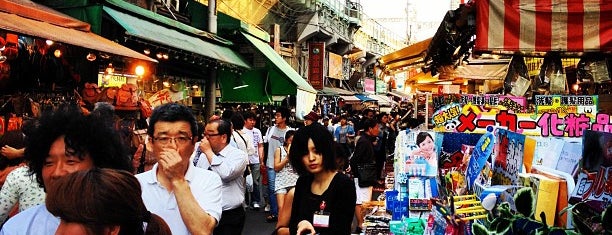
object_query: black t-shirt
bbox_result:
[289,173,356,235]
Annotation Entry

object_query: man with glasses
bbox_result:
[136,103,223,235]
[192,119,249,235]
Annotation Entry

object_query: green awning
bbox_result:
[240,32,316,94]
[103,6,250,69]
[218,69,272,104]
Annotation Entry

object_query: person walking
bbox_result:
[243,111,264,210]
[273,130,298,216]
[333,115,355,156]
[350,118,379,234]
[194,119,249,235]
[263,107,292,223]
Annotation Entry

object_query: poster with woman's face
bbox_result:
[405,131,438,177]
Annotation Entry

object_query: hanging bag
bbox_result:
[116,83,138,107]
[356,162,378,187]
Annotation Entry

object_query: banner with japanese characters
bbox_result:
[432,94,611,137]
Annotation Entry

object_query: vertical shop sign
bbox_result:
[327,52,343,79]
[308,42,325,90]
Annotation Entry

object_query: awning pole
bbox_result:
[205,0,218,119]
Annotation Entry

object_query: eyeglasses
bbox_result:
[153,136,192,145]
[204,133,223,138]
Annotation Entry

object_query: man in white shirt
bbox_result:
[242,111,264,210]
[136,103,222,235]
[194,119,249,235]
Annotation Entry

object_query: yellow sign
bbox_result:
[98,73,134,87]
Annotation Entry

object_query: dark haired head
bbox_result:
[416,132,433,146]
[376,112,388,121]
[284,130,296,147]
[209,119,232,142]
[230,113,245,130]
[361,118,378,130]
[46,168,171,235]
[147,103,197,140]
[276,107,290,119]
[92,102,115,128]
[26,106,132,189]
[242,111,257,121]
[221,110,234,121]
[288,124,336,176]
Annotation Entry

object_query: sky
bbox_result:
[359,0,452,42]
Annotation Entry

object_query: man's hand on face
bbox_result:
[158,148,186,182]
[199,137,212,153]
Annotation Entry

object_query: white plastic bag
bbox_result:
[245,174,253,193]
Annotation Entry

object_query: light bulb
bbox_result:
[162,53,169,60]
[86,53,96,61]
[143,49,151,55]
[54,49,62,58]
[135,65,145,76]
[163,81,170,87]
[45,40,54,46]
[156,52,163,59]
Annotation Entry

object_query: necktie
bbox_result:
[193,148,202,166]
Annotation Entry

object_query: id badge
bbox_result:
[313,212,330,228]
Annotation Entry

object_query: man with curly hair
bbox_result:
[1,104,133,234]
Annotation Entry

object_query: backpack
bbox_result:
[82,83,101,104]
[116,84,138,107]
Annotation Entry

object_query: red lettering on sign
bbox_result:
[495,110,517,132]
[456,113,477,132]
[518,121,537,129]
[476,119,495,128]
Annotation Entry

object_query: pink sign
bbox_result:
[364,78,375,93]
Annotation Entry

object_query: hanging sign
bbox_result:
[308,42,325,90]
[432,94,610,137]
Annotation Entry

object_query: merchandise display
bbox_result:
[359,93,612,235]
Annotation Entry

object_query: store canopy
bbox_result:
[355,94,376,102]
[103,6,250,68]
[379,38,432,71]
[438,59,511,80]
[0,0,155,62]
[475,0,612,53]
[369,95,396,106]
[339,95,361,104]
[241,32,317,95]
[388,90,410,99]
[319,87,354,96]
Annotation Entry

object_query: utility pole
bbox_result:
[204,0,218,119]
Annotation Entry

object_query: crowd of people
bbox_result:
[0,101,418,235]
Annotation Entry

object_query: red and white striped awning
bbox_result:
[474,0,612,53]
